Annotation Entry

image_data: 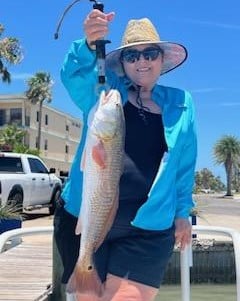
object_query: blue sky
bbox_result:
[1,0,240,182]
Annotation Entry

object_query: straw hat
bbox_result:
[106,18,187,76]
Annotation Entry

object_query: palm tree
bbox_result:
[0,124,25,151]
[25,72,53,151]
[233,161,240,193]
[0,24,23,83]
[213,135,240,196]
[194,168,225,193]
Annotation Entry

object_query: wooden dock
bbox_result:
[0,242,52,301]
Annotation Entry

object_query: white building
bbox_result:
[0,94,82,174]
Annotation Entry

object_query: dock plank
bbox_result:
[0,242,52,301]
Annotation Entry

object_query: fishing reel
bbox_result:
[54,0,111,84]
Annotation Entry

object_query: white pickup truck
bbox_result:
[0,152,62,215]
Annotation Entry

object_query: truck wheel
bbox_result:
[49,189,61,215]
[7,191,23,213]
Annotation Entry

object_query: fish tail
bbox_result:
[66,262,103,297]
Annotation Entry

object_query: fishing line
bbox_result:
[54,0,110,86]
[54,0,99,40]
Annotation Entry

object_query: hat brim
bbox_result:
[106,41,188,77]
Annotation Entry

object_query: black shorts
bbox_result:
[54,198,175,288]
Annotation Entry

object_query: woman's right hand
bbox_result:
[84,9,115,50]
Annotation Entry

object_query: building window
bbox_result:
[0,109,6,126]
[25,115,30,126]
[25,108,30,126]
[36,111,39,122]
[45,114,48,125]
[10,108,22,126]
[66,124,69,131]
[65,145,69,154]
[44,139,48,150]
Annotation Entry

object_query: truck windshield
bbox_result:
[0,157,24,173]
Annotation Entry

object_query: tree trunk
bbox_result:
[37,100,43,151]
[226,165,233,196]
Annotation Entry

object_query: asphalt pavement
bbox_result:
[193,193,240,240]
[22,193,240,242]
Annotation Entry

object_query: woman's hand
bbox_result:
[175,218,192,250]
[84,9,115,49]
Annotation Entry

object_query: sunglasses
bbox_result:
[121,47,163,63]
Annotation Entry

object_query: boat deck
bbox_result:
[0,242,52,301]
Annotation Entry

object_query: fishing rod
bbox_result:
[54,0,110,85]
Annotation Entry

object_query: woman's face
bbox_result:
[121,44,163,90]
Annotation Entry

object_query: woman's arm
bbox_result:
[175,93,197,249]
[60,9,115,117]
[61,39,99,116]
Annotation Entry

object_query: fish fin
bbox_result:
[75,217,82,235]
[95,192,119,251]
[66,262,103,297]
[92,140,106,168]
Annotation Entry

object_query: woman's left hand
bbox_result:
[175,218,192,250]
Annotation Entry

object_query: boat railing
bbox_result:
[0,225,239,301]
[181,225,240,301]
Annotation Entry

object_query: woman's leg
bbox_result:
[100,274,158,301]
[71,274,158,301]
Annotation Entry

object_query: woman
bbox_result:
[54,8,197,301]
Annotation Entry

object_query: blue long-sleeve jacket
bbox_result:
[60,39,197,230]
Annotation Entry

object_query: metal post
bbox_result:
[180,245,191,301]
[232,230,240,301]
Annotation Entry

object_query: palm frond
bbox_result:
[0,204,22,220]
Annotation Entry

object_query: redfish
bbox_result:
[67,89,125,296]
